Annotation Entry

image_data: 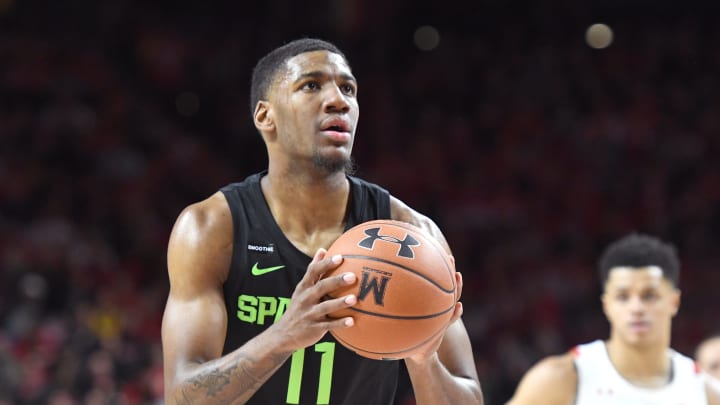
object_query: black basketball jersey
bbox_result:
[220,171,399,405]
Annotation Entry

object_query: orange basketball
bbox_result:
[324,219,457,360]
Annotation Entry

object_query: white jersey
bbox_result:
[573,340,707,405]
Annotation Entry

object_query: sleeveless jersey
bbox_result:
[220,172,399,405]
[573,339,707,405]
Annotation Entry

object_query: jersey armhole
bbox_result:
[220,186,243,287]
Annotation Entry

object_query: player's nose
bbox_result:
[323,84,351,114]
[627,295,646,312]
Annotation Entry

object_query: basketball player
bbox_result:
[161,38,483,404]
[697,334,720,381]
[506,233,720,404]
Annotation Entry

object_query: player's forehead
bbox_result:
[281,50,354,82]
[604,266,668,289]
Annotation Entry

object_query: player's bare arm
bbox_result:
[162,192,357,404]
[390,196,484,404]
[505,353,577,405]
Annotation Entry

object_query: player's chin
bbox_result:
[312,152,354,174]
[623,330,656,346]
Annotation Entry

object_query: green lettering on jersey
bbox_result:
[287,342,336,404]
[236,295,291,325]
[257,296,277,325]
[237,294,258,323]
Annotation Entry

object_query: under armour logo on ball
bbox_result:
[358,227,420,259]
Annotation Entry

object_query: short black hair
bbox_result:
[249,38,348,115]
[597,233,681,287]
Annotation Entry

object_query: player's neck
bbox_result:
[605,338,673,388]
[262,168,349,232]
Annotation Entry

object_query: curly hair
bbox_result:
[597,233,681,287]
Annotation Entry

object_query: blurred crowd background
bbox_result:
[2,0,719,403]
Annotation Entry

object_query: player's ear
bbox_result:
[670,289,681,317]
[600,293,610,318]
[254,101,275,135]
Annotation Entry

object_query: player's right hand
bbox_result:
[271,248,357,351]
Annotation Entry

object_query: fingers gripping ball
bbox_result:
[324,220,457,360]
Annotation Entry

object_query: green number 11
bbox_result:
[286,342,336,404]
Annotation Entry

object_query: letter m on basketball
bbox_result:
[358,272,390,306]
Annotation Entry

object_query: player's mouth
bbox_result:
[628,320,650,332]
[320,118,352,143]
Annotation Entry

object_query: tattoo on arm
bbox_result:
[231,352,289,394]
[190,363,239,397]
[176,389,192,405]
[173,351,291,404]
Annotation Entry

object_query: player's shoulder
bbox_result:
[168,192,233,282]
[506,352,576,405]
[389,195,451,250]
[173,192,232,239]
[167,192,233,288]
[389,196,438,234]
[526,352,577,384]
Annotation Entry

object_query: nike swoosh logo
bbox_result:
[251,262,285,276]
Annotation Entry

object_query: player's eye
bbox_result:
[302,81,320,91]
[340,83,356,96]
[641,291,659,302]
